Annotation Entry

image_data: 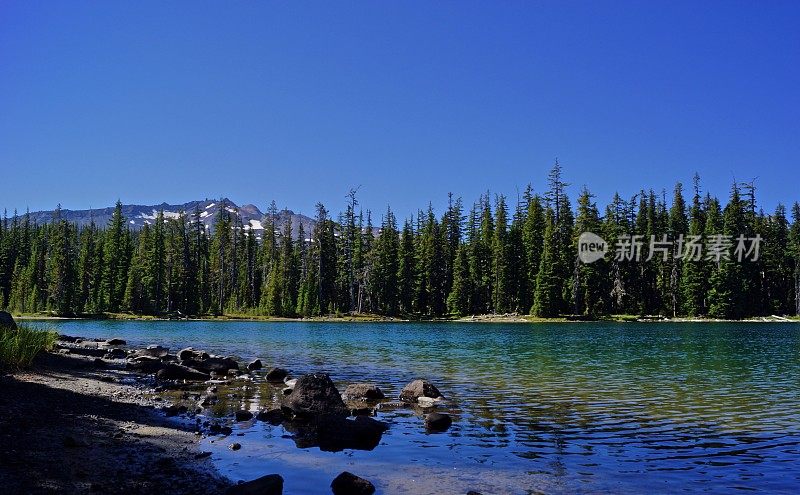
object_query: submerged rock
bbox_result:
[229,442,242,451]
[226,474,284,495]
[281,373,348,419]
[399,379,443,402]
[330,472,375,495]
[425,412,453,431]
[104,338,126,346]
[342,383,385,401]
[208,423,233,436]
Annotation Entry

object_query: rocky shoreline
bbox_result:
[1,330,460,495]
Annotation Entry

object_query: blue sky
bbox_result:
[1,1,798,220]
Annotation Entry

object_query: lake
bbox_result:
[41,320,800,494]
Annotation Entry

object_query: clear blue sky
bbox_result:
[1,1,798,220]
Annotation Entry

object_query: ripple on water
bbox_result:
[42,320,800,493]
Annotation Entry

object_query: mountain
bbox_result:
[17,198,316,241]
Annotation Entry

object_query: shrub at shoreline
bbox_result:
[0,323,58,370]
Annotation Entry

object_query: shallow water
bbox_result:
[42,320,800,494]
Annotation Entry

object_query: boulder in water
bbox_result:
[399,379,443,402]
[330,472,375,495]
[342,383,385,401]
[281,373,348,419]
[266,367,289,382]
[156,363,210,381]
[225,474,284,495]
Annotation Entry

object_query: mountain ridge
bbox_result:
[14,198,316,240]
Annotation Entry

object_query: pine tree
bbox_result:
[210,205,232,314]
[522,190,545,313]
[572,187,605,316]
[102,201,128,312]
[397,219,416,314]
[46,206,76,315]
[666,183,688,316]
[532,209,560,317]
[371,206,399,315]
[708,184,746,319]
[447,243,472,316]
[124,224,151,313]
[681,175,708,316]
[790,203,800,315]
[492,195,510,313]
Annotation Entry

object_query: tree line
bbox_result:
[1,162,799,319]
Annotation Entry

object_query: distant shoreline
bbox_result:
[14,312,800,324]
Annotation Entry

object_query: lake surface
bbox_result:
[41,320,800,494]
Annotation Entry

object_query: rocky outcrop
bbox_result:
[104,338,126,346]
[330,472,375,495]
[399,379,443,402]
[342,383,385,401]
[281,373,348,419]
[247,359,263,371]
[226,474,284,495]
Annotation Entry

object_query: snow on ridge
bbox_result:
[249,219,263,230]
[205,203,215,209]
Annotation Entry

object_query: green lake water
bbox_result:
[42,320,800,494]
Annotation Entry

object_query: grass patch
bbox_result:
[0,323,59,370]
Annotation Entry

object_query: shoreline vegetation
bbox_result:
[3,163,800,324]
[14,311,800,324]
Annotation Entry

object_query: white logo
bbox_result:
[578,232,607,264]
